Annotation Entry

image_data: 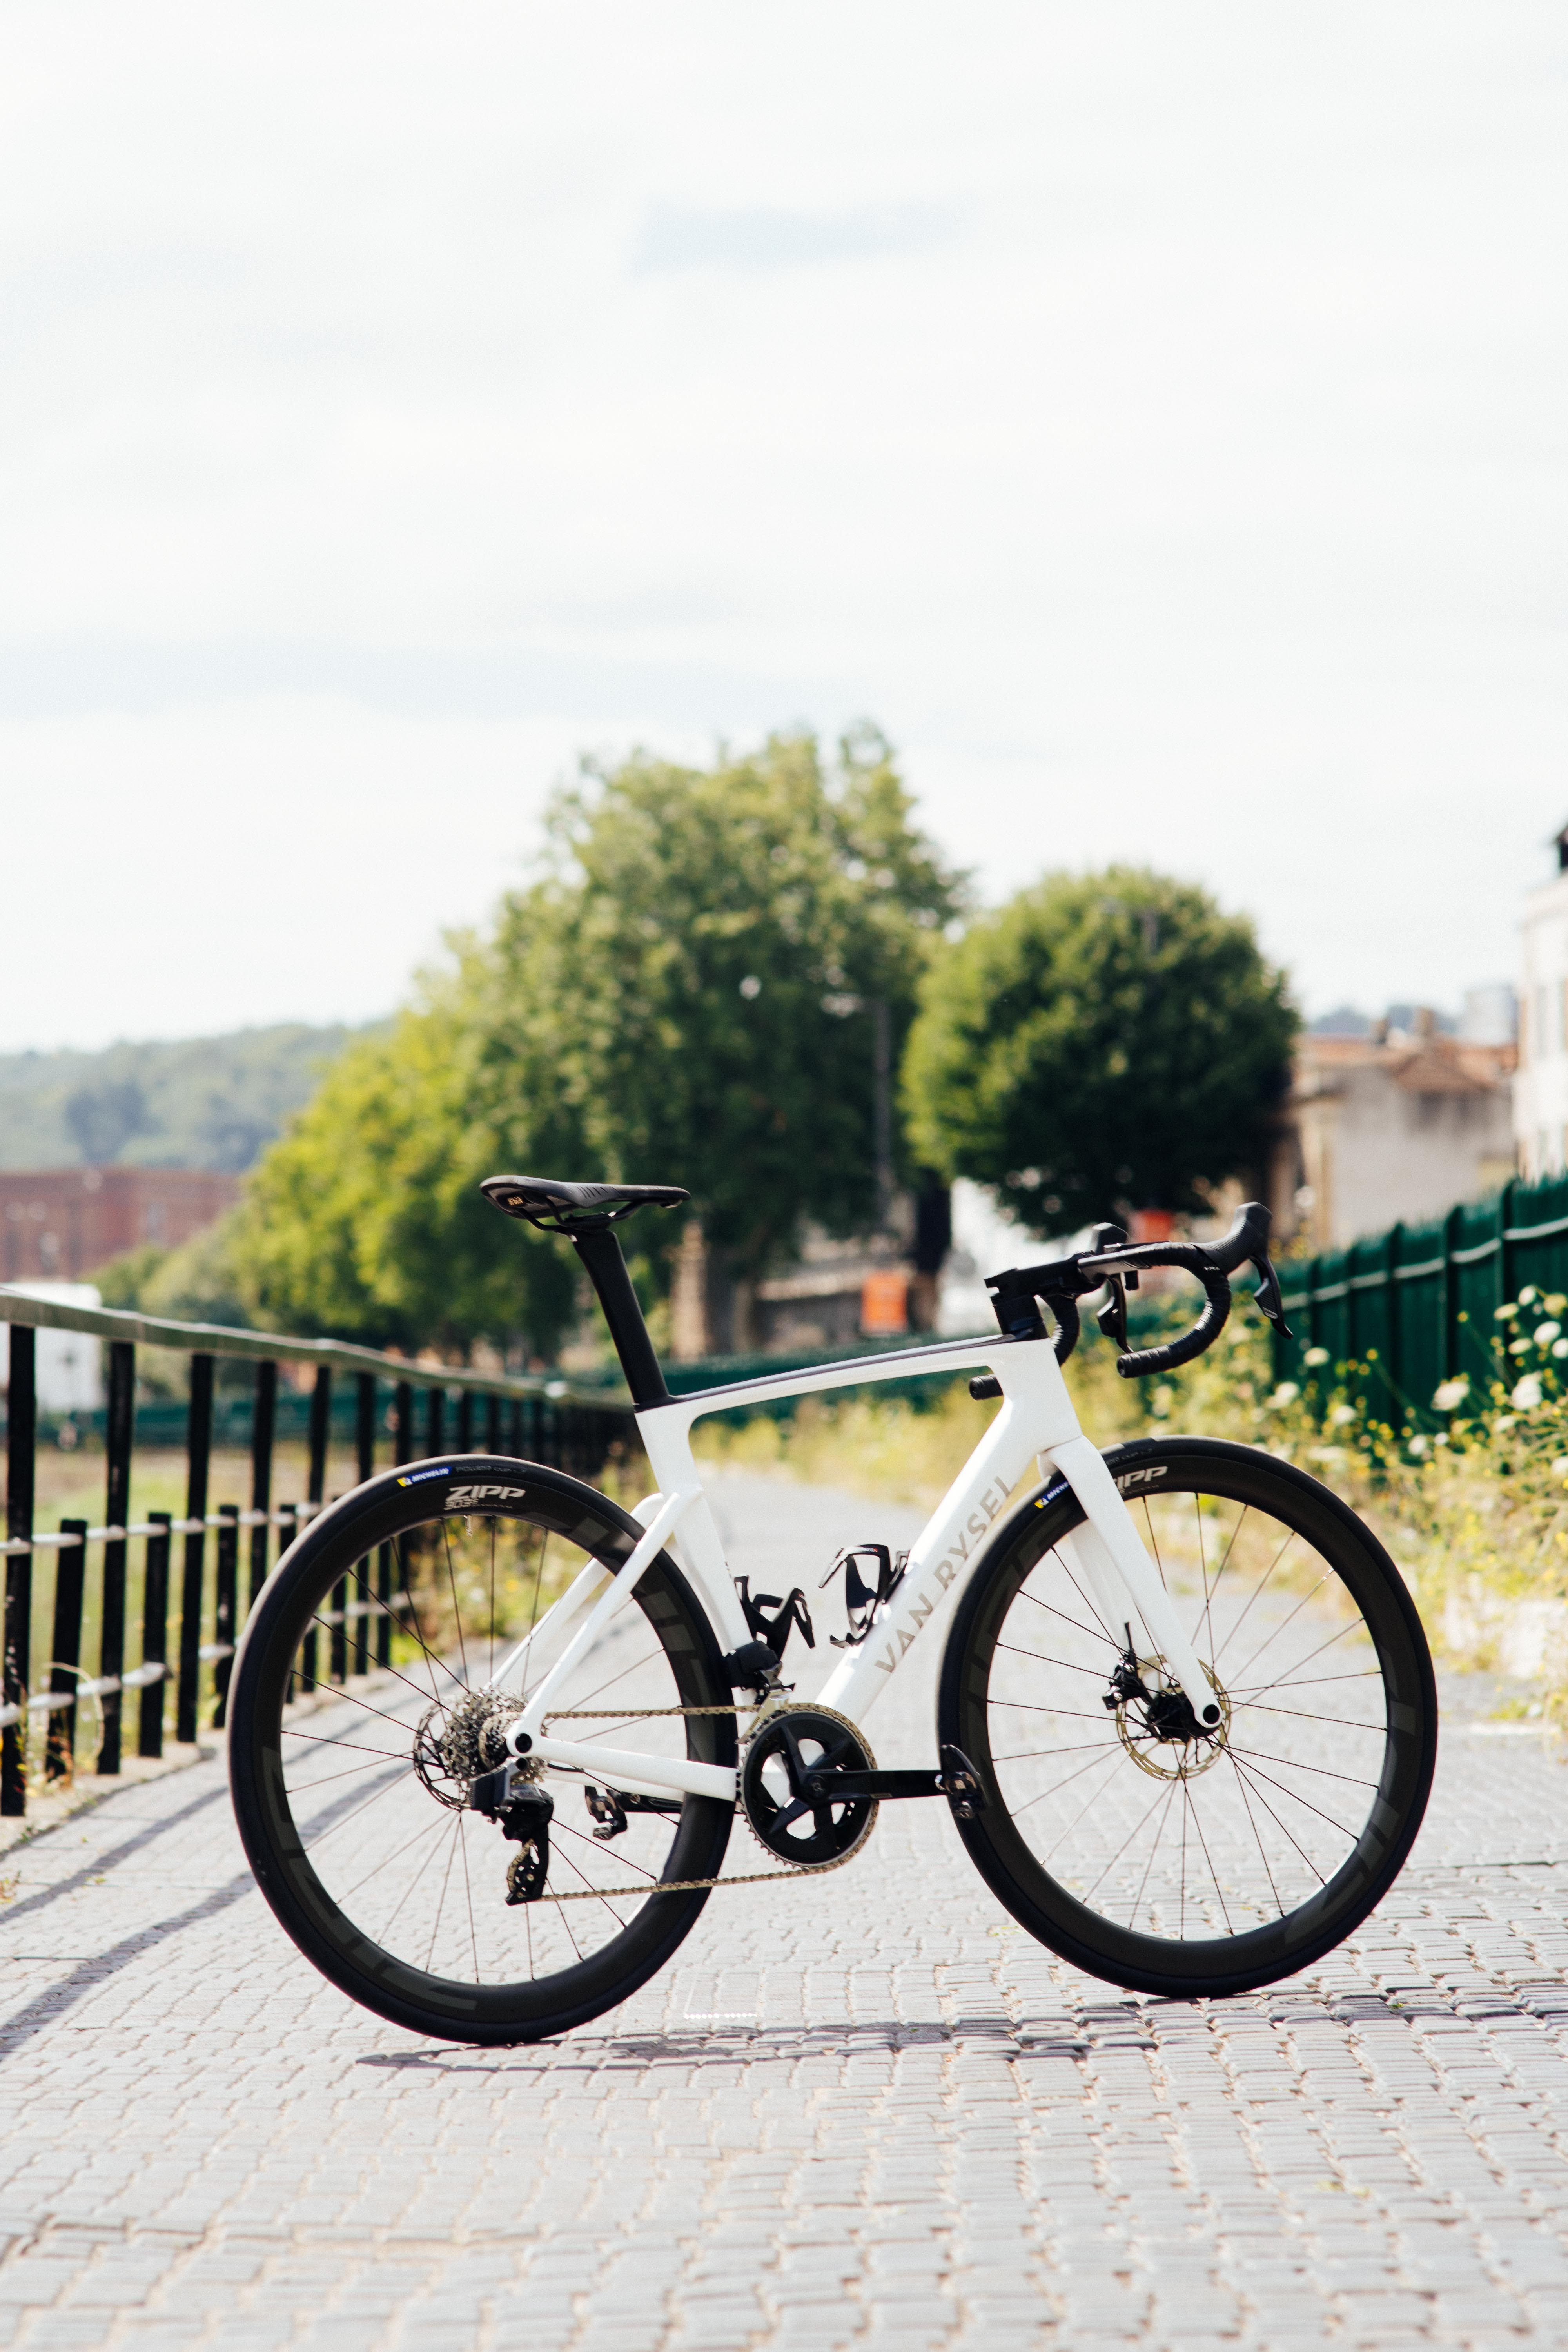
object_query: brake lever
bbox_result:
[1250,1252,1290,1336]
[1095,1281,1128,1351]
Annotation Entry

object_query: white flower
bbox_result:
[1432,1377,1469,1411]
[1537,1322,1563,1347]
[1521,1287,1539,1306]
[1511,1376,1544,1411]
[1408,1434,1429,1456]
[1555,1339,1568,1360]
[1303,1347,1330,1368]
[1552,1457,1568,1480]
[1494,1414,1518,1433]
[1495,1303,1519,1321]
[1329,1404,1356,1428]
[1268,1382,1300,1408]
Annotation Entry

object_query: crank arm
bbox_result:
[800,1746,986,1813]
[802,1768,942,1800]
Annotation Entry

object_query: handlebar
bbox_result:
[983,1201,1291,1380]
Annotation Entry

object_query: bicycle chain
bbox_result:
[535,1700,866,1902]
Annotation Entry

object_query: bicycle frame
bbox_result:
[502,1326,1216,1803]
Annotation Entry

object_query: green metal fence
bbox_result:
[1274,1172,1568,1418]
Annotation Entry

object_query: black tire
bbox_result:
[229,1456,735,2044]
[938,1437,1437,1998]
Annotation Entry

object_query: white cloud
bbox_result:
[0,1,1564,1046]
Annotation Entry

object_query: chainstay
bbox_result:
[315,1680,844,1901]
[537,1700,860,1897]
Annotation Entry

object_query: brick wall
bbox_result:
[0,1167,241,1281]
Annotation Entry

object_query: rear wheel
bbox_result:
[228,1456,735,2043]
[938,1437,1436,1998]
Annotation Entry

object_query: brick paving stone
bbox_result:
[4,1470,1568,2342]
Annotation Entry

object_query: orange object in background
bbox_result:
[1130,1210,1176,1246]
[860,1269,909,1336]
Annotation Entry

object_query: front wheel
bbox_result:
[938,1437,1437,1998]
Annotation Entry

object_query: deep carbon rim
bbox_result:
[229,1457,735,2042]
[938,1438,1437,1997]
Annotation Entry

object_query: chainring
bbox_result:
[740,1705,878,1868]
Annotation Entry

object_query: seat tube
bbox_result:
[571,1228,671,1408]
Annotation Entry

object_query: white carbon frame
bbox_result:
[504,1328,1216,1805]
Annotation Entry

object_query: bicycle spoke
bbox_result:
[441,1519,470,1686]
[1129,1780,1180,1930]
[1018,1583,1117,1648]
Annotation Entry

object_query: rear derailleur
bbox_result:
[468,1762,554,1904]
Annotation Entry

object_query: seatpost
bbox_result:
[571,1227,672,1408]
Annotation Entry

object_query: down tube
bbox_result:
[819,1396,1044,1731]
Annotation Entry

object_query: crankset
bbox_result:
[741,1706,879,1866]
[740,1708,989,1866]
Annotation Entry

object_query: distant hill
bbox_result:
[0,1022,382,1172]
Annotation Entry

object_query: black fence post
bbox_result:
[354,1376,375,1673]
[393,1381,414,1466]
[356,1375,376,1485]
[97,1339,135,1775]
[3,1323,36,1813]
[307,1369,347,1684]
[212,1503,239,1727]
[486,1392,501,1455]
[278,1502,305,1688]
[177,1354,213,1746]
[139,1511,171,1758]
[46,1519,87,1781]
[308,1366,331,1506]
[249,1360,277,1608]
[426,1386,445,1459]
[457,1388,473,1454]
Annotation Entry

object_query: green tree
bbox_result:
[232,726,960,1355]
[902,866,1296,1232]
[482,726,964,1285]
[234,960,575,1356]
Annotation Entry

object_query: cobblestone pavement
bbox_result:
[5,1471,1568,2347]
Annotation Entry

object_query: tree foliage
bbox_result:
[233,728,962,1355]
[901,866,1296,1232]
[483,727,962,1284]
[233,962,575,1355]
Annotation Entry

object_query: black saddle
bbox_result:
[480,1174,691,1234]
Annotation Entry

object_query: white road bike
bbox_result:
[229,1178,1437,2043]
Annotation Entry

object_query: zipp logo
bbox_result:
[871,1479,1012,1680]
[1115,1466,1169,1493]
[446,1483,529,1510]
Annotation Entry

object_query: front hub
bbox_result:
[1105,1644,1231,1782]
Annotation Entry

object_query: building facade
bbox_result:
[1516,840,1568,1181]
[1272,1020,1517,1254]
[0,1167,240,1283]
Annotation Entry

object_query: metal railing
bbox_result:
[1273,1170,1568,1418]
[0,1287,636,1817]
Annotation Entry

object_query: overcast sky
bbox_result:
[2,2,1565,1051]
